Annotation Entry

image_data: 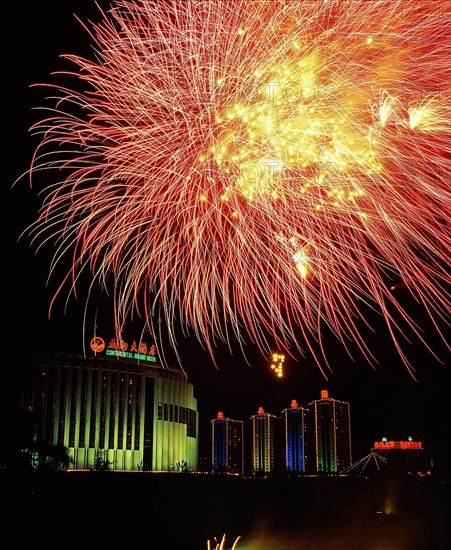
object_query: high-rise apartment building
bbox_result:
[250,406,279,476]
[211,411,244,475]
[309,390,352,474]
[281,399,309,473]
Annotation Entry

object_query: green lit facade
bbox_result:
[22,351,198,471]
[309,392,352,474]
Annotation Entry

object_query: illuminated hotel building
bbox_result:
[372,438,433,475]
[309,390,352,474]
[21,337,198,472]
[211,411,244,475]
[281,400,309,473]
[250,406,279,476]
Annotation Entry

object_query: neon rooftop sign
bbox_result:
[90,336,157,363]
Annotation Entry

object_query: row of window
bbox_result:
[28,363,197,450]
[157,401,197,438]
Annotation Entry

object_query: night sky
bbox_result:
[4,1,450,470]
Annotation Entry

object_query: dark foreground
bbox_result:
[4,471,450,549]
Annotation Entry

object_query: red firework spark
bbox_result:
[21,0,451,376]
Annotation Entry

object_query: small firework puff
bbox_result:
[23,1,450,375]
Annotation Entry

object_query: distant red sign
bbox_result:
[374,441,422,450]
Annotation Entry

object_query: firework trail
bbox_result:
[208,534,241,550]
[21,0,450,375]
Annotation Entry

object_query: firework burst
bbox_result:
[21,0,450,375]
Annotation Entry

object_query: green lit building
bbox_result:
[309,390,352,474]
[21,339,198,472]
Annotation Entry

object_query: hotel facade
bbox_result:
[21,336,199,472]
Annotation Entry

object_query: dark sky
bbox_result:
[4,1,450,469]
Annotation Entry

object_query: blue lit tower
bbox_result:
[250,406,279,476]
[211,411,244,475]
[309,390,352,474]
[281,399,309,473]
